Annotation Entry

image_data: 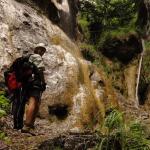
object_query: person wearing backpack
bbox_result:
[4,43,46,134]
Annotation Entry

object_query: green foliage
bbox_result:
[0,109,7,118]
[0,131,10,144]
[79,0,137,44]
[79,43,95,52]
[145,41,150,50]
[78,16,90,41]
[97,26,137,51]
[95,109,150,150]
[80,0,136,26]
[54,147,63,150]
[104,109,123,130]
[79,42,100,63]
[79,0,149,100]
[125,122,150,150]
[0,91,10,117]
[141,50,150,84]
[0,91,11,143]
[0,131,6,140]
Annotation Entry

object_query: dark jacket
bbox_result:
[6,56,46,91]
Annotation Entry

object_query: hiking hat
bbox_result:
[34,43,46,53]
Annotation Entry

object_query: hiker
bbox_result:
[4,43,46,133]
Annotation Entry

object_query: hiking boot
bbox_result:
[21,125,36,136]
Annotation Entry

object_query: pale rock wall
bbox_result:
[0,0,117,129]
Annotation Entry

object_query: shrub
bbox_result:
[96,109,150,150]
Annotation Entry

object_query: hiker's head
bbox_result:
[34,43,46,56]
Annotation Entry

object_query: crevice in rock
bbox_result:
[32,0,60,24]
[15,0,60,24]
[138,49,150,105]
[136,0,150,37]
[57,0,63,4]
[48,104,69,120]
[23,21,31,26]
[14,0,78,40]
[138,83,149,105]
[23,12,30,18]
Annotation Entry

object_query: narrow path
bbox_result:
[1,115,72,150]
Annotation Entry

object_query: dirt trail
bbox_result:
[1,93,150,150]
[1,115,72,150]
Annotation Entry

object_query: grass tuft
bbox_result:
[95,109,150,150]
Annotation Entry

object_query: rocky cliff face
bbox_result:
[0,0,117,130]
[14,0,79,39]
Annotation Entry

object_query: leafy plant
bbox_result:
[104,109,123,130]
[0,109,7,118]
[95,109,150,150]
[125,122,150,150]
[0,131,10,144]
[0,91,10,117]
[0,131,6,140]
[79,0,137,44]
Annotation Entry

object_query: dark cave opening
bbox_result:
[48,104,69,120]
[138,83,149,105]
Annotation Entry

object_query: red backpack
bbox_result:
[4,54,37,92]
[6,72,22,91]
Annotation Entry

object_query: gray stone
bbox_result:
[0,0,106,130]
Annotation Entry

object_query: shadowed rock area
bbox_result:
[15,0,79,39]
[39,132,100,150]
[101,34,142,63]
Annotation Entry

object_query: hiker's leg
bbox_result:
[25,96,40,126]
[19,100,26,128]
[13,90,26,129]
[13,98,19,129]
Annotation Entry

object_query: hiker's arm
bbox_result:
[29,54,46,91]
[39,69,46,91]
[33,65,46,91]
